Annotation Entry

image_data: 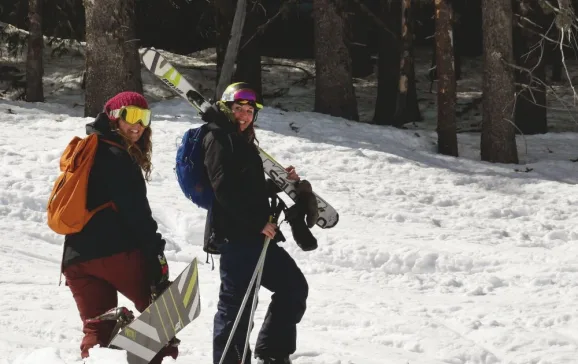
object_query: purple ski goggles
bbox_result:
[230,89,263,110]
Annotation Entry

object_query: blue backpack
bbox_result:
[175,125,214,210]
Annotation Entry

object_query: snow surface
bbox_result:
[1,92,578,364]
[1,23,578,363]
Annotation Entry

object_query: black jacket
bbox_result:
[202,106,272,250]
[62,113,165,269]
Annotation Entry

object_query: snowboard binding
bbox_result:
[85,306,135,327]
[87,306,182,355]
[86,307,136,348]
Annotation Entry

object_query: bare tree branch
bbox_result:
[240,0,298,51]
[349,0,397,41]
[261,62,314,80]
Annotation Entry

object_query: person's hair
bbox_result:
[110,120,153,181]
[242,122,259,145]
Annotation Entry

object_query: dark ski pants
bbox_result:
[213,239,309,364]
[63,249,178,363]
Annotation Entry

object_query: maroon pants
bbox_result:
[63,249,178,363]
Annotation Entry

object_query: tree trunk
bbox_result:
[548,35,562,82]
[7,0,29,29]
[513,0,547,134]
[84,0,143,117]
[393,0,421,126]
[429,29,462,81]
[481,0,518,163]
[313,0,359,121]
[350,10,373,78]
[373,0,401,124]
[374,0,421,126]
[234,3,262,98]
[26,0,44,102]
[435,0,458,156]
[216,0,247,99]
[214,0,236,91]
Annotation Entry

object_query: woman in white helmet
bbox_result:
[201,83,307,364]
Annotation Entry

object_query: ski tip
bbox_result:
[321,213,339,229]
[139,47,158,59]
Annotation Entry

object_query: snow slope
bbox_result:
[1,21,578,362]
[1,92,577,364]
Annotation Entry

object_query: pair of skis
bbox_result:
[139,47,339,229]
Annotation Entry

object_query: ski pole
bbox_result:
[241,237,270,364]
[218,234,271,364]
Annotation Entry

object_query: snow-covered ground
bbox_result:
[2,23,578,364]
[2,94,578,364]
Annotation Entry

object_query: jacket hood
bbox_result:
[86,112,125,145]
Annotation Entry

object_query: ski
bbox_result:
[140,47,339,229]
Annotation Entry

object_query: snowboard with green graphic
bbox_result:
[107,258,201,364]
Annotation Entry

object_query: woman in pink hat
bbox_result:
[61,91,177,363]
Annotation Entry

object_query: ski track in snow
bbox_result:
[0,99,577,364]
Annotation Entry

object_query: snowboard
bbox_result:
[139,47,339,229]
[108,258,201,364]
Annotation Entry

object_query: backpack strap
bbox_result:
[99,138,125,150]
[93,136,123,213]
[269,192,287,222]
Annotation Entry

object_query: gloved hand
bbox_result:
[295,180,319,228]
[150,251,169,297]
[201,103,220,123]
[284,204,318,251]
[201,102,235,126]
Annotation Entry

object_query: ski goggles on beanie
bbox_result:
[223,88,263,110]
[110,106,152,127]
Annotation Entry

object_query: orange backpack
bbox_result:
[47,134,120,235]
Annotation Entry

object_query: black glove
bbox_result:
[295,180,319,228]
[284,204,318,251]
[201,102,234,127]
[201,104,220,123]
[143,239,170,297]
[150,251,169,297]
